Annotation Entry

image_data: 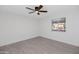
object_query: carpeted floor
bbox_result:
[0,36,79,54]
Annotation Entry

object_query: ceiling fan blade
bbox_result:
[28,11,35,14]
[25,7,35,11]
[37,5,43,10]
[39,10,48,12]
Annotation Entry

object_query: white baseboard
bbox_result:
[0,35,38,47]
[41,35,79,47]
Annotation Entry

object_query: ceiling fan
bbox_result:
[25,5,48,15]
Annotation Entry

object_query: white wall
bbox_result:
[0,12,38,46]
[40,6,79,46]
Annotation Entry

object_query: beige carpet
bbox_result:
[0,36,79,54]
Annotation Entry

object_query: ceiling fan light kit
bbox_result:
[25,5,48,15]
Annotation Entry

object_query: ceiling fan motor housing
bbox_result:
[35,7,38,11]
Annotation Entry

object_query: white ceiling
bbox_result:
[0,5,79,19]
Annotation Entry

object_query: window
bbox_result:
[52,17,66,32]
